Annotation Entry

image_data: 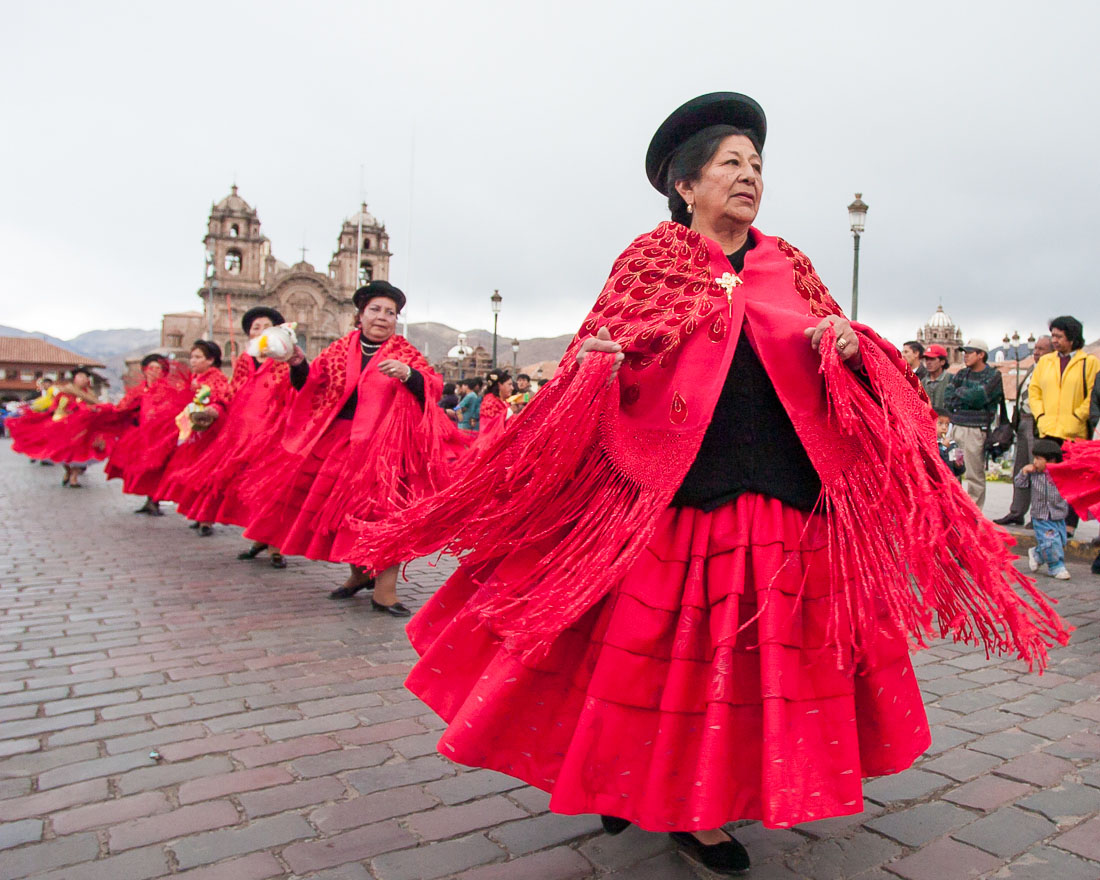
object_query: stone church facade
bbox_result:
[162,186,392,362]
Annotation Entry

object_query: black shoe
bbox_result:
[670,831,750,876]
[237,542,268,561]
[329,578,375,600]
[993,515,1024,526]
[147,505,164,517]
[198,525,214,537]
[1091,559,1100,576]
[370,599,412,617]
[601,815,631,835]
[189,521,201,529]
[270,553,287,569]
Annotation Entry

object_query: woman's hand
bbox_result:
[286,345,306,366]
[576,327,624,380]
[804,315,862,366]
[377,359,412,382]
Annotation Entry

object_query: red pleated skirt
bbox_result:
[406,493,930,831]
[243,419,357,561]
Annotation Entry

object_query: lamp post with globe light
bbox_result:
[490,289,502,368]
[511,338,520,372]
[847,193,868,321]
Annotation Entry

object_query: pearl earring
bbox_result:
[687,203,694,214]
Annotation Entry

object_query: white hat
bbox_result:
[961,338,989,353]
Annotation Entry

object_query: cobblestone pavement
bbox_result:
[2,440,1099,880]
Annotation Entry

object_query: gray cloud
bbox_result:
[2,0,1097,350]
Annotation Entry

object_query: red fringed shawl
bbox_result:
[169,356,293,504]
[251,331,465,534]
[1049,440,1100,522]
[350,222,1069,668]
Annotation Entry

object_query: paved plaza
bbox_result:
[1,441,1099,880]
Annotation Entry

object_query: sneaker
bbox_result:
[1052,568,1071,580]
[1027,547,1040,572]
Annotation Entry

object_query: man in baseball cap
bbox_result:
[920,344,951,410]
[945,338,1004,509]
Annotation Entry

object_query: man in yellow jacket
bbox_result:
[1029,315,1098,533]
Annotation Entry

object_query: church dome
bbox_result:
[928,305,954,328]
[214,184,255,216]
[344,202,382,230]
[447,333,473,358]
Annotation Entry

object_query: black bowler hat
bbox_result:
[241,306,285,334]
[645,92,767,194]
[353,280,406,313]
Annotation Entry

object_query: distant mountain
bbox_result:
[405,321,571,368]
[0,324,77,353]
[67,329,160,360]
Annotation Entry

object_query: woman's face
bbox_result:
[73,372,90,389]
[1050,327,1072,355]
[249,316,274,339]
[677,134,763,230]
[360,297,399,343]
[143,361,164,382]
[190,347,215,373]
[498,378,513,398]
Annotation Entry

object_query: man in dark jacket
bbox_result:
[945,338,1004,510]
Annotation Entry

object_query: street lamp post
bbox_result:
[1012,330,1021,399]
[204,249,216,341]
[511,338,520,372]
[490,289,502,367]
[847,193,868,321]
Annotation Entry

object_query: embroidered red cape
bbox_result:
[170,356,293,522]
[246,331,467,534]
[1049,440,1100,521]
[350,222,1069,667]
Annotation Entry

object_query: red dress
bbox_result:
[170,356,293,527]
[243,332,463,562]
[1049,439,1100,521]
[9,389,114,464]
[102,369,192,497]
[350,223,1068,832]
[156,366,234,507]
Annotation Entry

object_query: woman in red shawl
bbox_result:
[475,370,512,447]
[8,367,108,485]
[169,307,294,566]
[349,94,1069,875]
[101,353,192,515]
[156,340,233,535]
[244,281,458,615]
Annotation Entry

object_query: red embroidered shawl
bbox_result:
[351,223,1068,666]
[262,331,465,530]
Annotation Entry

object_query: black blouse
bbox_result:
[671,241,822,512]
[288,336,425,419]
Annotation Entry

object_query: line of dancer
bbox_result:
[6,91,1092,875]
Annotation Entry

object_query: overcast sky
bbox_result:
[3,1,1097,351]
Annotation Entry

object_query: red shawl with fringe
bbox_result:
[251,331,467,534]
[1049,440,1100,521]
[100,366,192,491]
[170,356,293,505]
[350,223,1069,667]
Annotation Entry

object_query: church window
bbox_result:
[359,261,373,285]
[225,249,242,274]
[229,224,239,238]
[167,332,183,349]
[363,237,372,250]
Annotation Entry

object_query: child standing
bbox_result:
[1016,438,1072,580]
[935,409,966,478]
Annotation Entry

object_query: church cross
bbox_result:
[299,244,308,263]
